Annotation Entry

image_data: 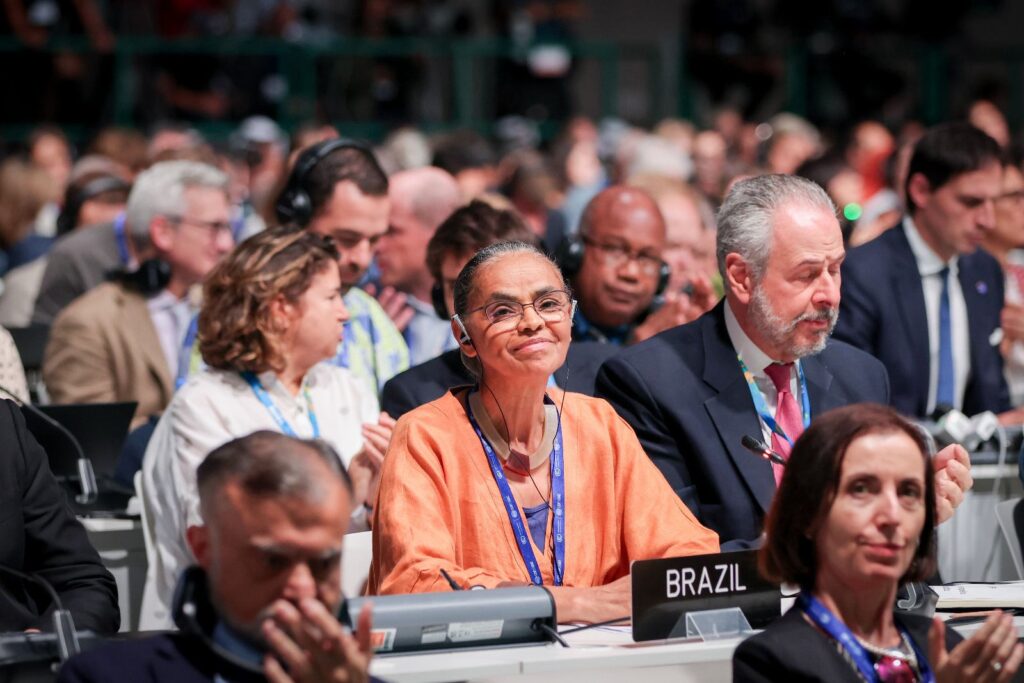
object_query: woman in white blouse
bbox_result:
[140,226,392,628]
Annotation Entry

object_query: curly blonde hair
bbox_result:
[198,227,339,374]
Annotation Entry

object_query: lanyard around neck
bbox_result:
[113,213,131,267]
[465,392,565,587]
[798,592,934,683]
[174,315,200,391]
[737,355,811,446]
[241,371,320,438]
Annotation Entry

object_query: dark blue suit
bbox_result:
[595,302,889,547]
[835,224,1009,418]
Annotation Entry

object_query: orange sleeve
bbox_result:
[369,409,517,594]
[609,409,720,560]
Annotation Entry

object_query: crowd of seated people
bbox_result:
[3,104,1024,683]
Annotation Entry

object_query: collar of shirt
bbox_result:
[903,216,959,278]
[723,299,777,375]
[571,309,632,345]
[405,294,437,317]
[211,620,264,669]
[255,368,318,405]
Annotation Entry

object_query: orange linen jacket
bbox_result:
[368,389,719,594]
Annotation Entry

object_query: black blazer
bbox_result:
[381,341,619,419]
[733,605,963,682]
[595,302,889,547]
[0,399,119,633]
[835,222,1010,417]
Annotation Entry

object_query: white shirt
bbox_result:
[903,218,970,413]
[139,363,378,630]
[146,289,195,379]
[724,301,805,446]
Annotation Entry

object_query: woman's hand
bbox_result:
[930,611,1023,683]
[547,575,631,624]
[360,412,396,469]
[932,444,972,524]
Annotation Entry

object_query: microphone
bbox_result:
[0,385,98,502]
[741,435,787,467]
[0,564,81,661]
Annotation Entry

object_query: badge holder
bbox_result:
[684,607,754,641]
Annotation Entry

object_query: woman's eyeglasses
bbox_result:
[468,290,574,327]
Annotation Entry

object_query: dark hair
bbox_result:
[760,403,937,589]
[905,122,1001,212]
[197,431,352,518]
[425,200,536,282]
[305,145,389,213]
[432,130,496,174]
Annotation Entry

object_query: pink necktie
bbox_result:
[764,363,802,485]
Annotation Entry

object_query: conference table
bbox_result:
[370,615,1024,683]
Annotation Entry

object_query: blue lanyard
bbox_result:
[240,371,320,438]
[465,393,565,587]
[737,356,811,447]
[113,213,131,266]
[174,315,200,391]
[798,592,934,683]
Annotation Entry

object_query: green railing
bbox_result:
[0,35,663,142]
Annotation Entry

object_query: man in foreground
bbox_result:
[59,431,376,683]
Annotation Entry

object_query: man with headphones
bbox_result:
[276,138,409,398]
[43,160,233,429]
[59,431,381,683]
[559,186,703,345]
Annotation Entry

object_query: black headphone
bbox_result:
[116,258,172,296]
[554,236,671,296]
[56,175,130,237]
[274,138,376,227]
[431,284,447,319]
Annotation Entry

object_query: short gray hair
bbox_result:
[716,174,835,287]
[125,160,228,250]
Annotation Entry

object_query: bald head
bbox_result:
[389,167,462,232]
[580,186,666,243]
[377,167,463,297]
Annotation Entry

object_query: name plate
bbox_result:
[630,550,780,641]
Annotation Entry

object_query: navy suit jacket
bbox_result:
[835,223,1009,418]
[733,606,961,683]
[595,302,889,547]
[381,341,619,419]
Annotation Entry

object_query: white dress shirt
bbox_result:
[139,362,378,629]
[146,290,194,379]
[724,301,805,446]
[903,218,970,413]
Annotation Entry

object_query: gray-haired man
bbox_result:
[43,160,233,426]
[596,173,972,548]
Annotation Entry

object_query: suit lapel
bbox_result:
[117,286,173,401]
[889,229,930,388]
[701,304,776,513]
[958,253,996,373]
[802,351,838,415]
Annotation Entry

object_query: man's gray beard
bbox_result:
[749,286,838,359]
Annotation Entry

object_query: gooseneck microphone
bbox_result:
[0,385,98,502]
[0,564,81,660]
[740,435,787,467]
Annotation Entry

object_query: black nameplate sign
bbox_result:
[630,549,780,641]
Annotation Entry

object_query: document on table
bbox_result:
[934,582,1024,609]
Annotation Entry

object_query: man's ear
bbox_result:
[907,172,933,212]
[149,215,176,253]
[724,253,754,304]
[186,524,210,567]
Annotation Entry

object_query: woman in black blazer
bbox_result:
[733,403,1021,683]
